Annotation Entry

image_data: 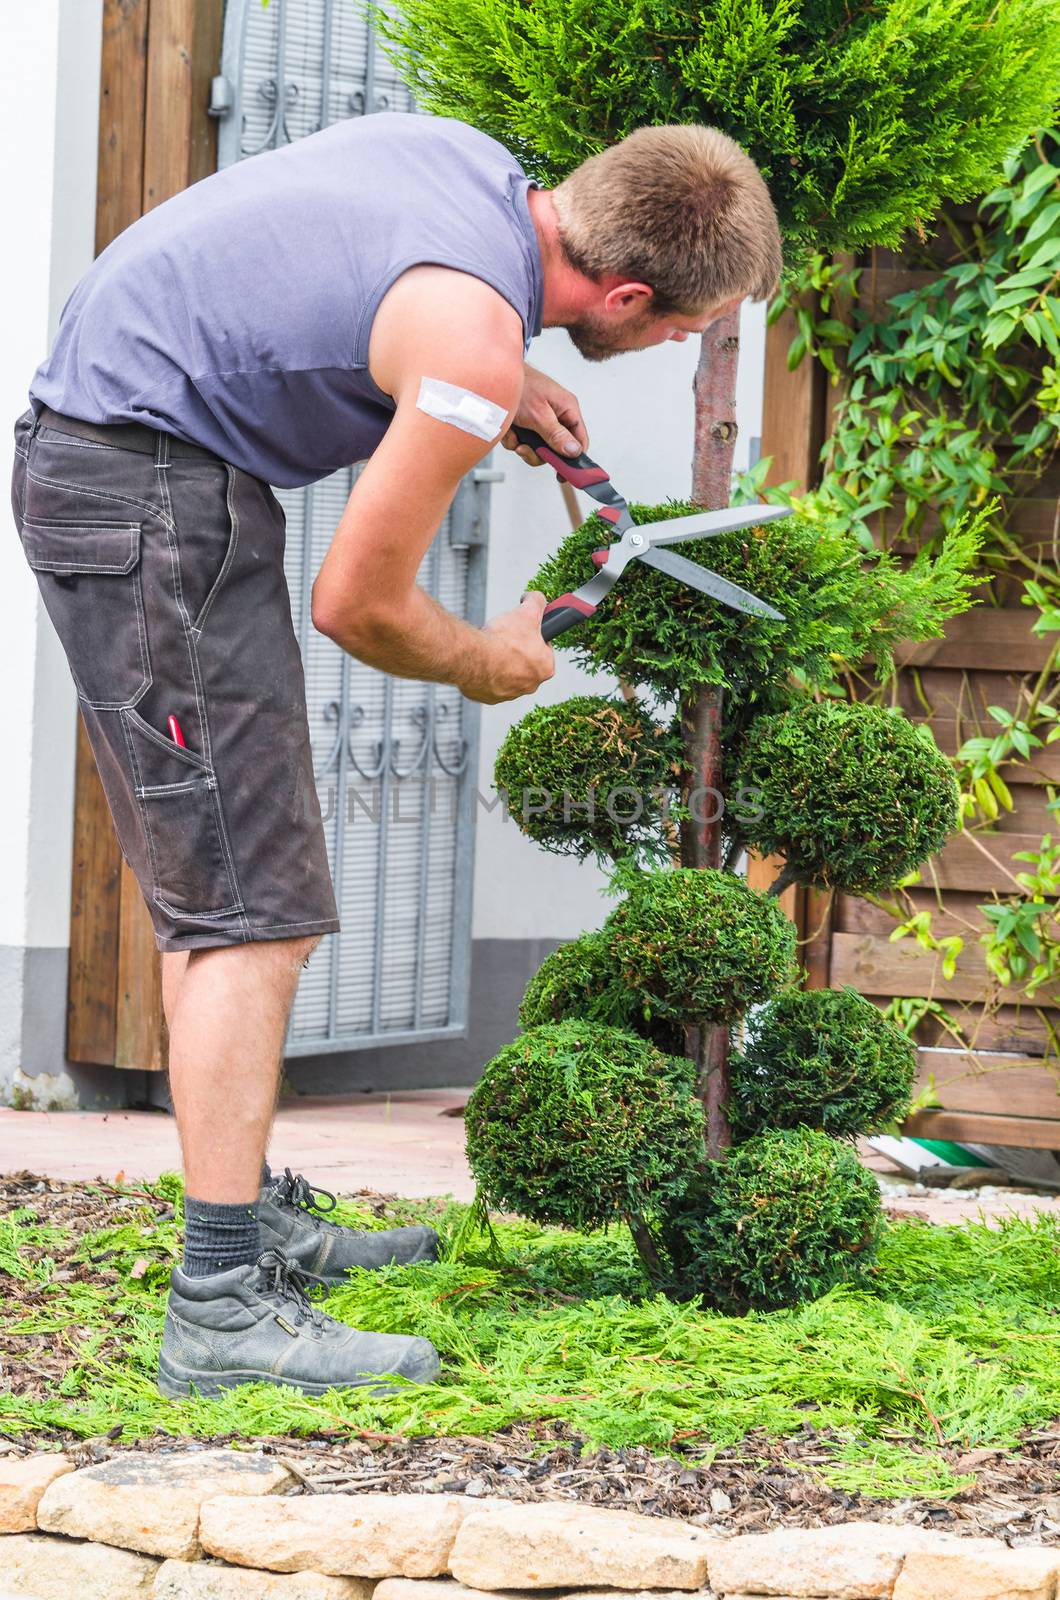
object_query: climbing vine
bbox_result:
[739,134,1060,1063]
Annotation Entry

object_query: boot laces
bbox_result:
[254,1248,330,1331]
[272,1168,353,1236]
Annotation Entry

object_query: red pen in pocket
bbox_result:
[167,715,186,749]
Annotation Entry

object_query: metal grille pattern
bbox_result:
[216,0,490,1053]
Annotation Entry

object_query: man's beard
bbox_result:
[565,309,656,362]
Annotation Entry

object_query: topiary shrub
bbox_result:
[465,1021,705,1231]
[528,505,980,712]
[730,987,917,1140]
[606,868,797,1025]
[662,1129,883,1313]
[494,694,680,862]
[519,931,685,1056]
[729,700,961,894]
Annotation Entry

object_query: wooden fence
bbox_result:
[67,0,223,1073]
[758,235,1060,1152]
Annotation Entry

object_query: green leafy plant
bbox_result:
[662,1129,884,1312]
[605,868,797,1025]
[464,1022,705,1235]
[980,794,1060,996]
[730,987,917,1139]
[374,0,1060,256]
[741,138,1060,556]
[373,0,1027,1307]
[749,135,1060,1058]
[730,700,960,896]
[519,931,685,1055]
[494,695,681,863]
[529,502,982,711]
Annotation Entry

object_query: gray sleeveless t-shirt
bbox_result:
[30,115,544,488]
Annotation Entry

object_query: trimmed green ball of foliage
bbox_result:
[730,700,960,894]
[374,0,1060,255]
[606,868,796,1025]
[731,987,917,1139]
[663,1129,883,1313]
[520,931,686,1056]
[465,1021,705,1230]
[494,695,680,863]
[527,506,979,707]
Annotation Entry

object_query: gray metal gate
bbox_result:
[213,0,494,1053]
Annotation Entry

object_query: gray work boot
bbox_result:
[258,1168,440,1285]
[157,1249,441,1398]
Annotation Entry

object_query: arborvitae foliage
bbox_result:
[373,0,1060,255]
[606,868,796,1026]
[730,700,960,894]
[730,987,917,1140]
[494,695,681,864]
[663,1129,884,1313]
[519,931,685,1056]
[464,1022,706,1231]
[528,505,982,710]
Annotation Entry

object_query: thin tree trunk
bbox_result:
[692,308,742,508]
[685,306,743,1159]
[628,1214,666,1288]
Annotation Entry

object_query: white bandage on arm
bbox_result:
[416,376,509,443]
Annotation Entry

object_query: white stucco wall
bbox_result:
[473,303,766,942]
[0,0,102,955]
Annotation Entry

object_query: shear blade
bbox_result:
[635,545,785,620]
[642,501,792,545]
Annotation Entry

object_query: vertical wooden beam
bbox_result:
[754,290,832,978]
[143,0,223,210]
[112,0,225,1071]
[744,852,803,929]
[95,0,150,253]
[68,0,150,1066]
[760,292,828,492]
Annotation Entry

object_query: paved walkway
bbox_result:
[0,1090,476,1200]
[2,1093,1060,1223]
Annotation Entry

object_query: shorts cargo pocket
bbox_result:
[123,709,244,920]
[20,518,150,710]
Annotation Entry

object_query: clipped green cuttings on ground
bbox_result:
[374,0,1060,255]
[527,506,981,708]
[730,700,960,894]
[494,695,681,863]
[464,1021,705,1230]
[730,987,917,1140]
[606,867,797,1026]
[519,930,686,1056]
[663,1129,884,1313]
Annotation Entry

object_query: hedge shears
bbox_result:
[513,426,791,642]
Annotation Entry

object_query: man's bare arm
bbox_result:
[311,269,555,704]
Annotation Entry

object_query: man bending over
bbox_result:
[12,114,780,1397]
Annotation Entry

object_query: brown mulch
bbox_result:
[1,1173,1059,1546]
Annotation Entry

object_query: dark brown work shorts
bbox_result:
[11,407,340,952]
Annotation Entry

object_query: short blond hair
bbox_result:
[551,125,782,315]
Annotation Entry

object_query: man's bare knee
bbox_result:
[284,933,321,970]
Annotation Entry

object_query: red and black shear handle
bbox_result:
[512,426,612,640]
[511,424,611,492]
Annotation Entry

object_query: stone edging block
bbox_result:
[36,1448,293,1560]
[0,1530,159,1598]
[199,1493,479,1578]
[2,1467,1060,1600]
[0,1454,74,1534]
[449,1502,714,1591]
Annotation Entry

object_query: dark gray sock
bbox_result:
[261,1161,273,1190]
[182,1195,262,1278]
